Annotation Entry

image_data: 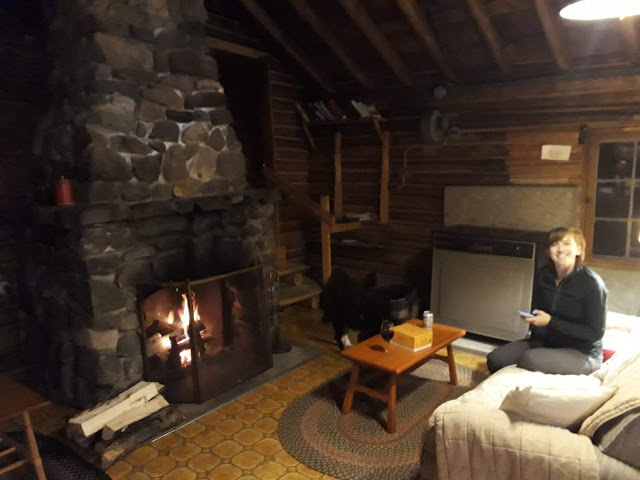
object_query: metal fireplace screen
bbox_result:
[139,265,273,404]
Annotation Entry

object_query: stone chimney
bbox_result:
[23,0,278,408]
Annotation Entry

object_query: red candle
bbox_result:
[55,178,74,205]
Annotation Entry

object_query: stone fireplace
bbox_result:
[22,0,278,408]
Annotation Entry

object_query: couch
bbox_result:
[420,312,640,480]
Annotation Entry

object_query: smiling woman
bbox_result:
[486,227,608,376]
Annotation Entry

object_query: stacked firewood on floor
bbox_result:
[66,381,185,468]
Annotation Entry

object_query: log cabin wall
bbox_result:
[306,118,582,307]
[206,3,311,265]
[206,0,640,315]
[268,65,310,264]
[0,4,47,376]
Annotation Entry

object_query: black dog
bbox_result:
[320,269,419,350]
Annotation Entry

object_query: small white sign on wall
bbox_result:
[541,144,572,161]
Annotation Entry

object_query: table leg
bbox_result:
[341,364,360,415]
[446,344,458,386]
[22,411,46,480]
[386,374,397,434]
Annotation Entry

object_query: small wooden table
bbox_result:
[0,374,50,480]
[340,321,466,433]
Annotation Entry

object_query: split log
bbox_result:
[281,272,303,286]
[97,406,186,469]
[67,381,163,438]
[101,395,169,441]
[305,295,320,310]
[146,334,172,358]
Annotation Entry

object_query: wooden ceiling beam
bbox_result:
[620,17,640,64]
[532,0,570,70]
[464,0,511,74]
[337,0,414,86]
[238,0,333,92]
[287,0,373,89]
[396,0,458,83]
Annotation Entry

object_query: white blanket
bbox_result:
[430,365,601,480]
[432,401,599,480]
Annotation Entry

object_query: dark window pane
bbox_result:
[593,220,627,257]
[595,182,631,218]
[634,186,640,219]
[631,222,640,258]
[598,142,634,179]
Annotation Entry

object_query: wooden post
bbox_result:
[379,130,390,223]
[320,195,332,283]
[334,131,343,219]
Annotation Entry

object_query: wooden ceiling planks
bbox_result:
[532,0,570,70]
[287,0,374,89]
[237,0,333,92]
[396,0,457,82]
[337,0,414,86]
[619,17,640,64]
[464,0,512,74]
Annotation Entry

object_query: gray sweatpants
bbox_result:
[486,339,602,375]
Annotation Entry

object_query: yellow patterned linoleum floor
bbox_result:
[9,305,488,480]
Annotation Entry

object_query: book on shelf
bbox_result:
[348,100,382,119]
[350,100,369,118]
[306,102,324,121]
[315,101,335,121]
[327,99,347,120]
[343,212,372,221]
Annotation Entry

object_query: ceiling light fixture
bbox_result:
[560,0,640,21]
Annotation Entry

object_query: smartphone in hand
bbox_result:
[518,310,535,318]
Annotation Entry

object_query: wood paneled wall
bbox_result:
[268,65,312,263]
[306,116,585,307]
[0,4,46,375]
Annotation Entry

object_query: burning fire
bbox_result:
[165,292,200,366]
[166,293,200,344]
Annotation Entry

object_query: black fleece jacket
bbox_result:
[529,263,607,358]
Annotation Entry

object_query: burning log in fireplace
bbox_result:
[138,265,273,404]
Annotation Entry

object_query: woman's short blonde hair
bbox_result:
[548,227,586,264]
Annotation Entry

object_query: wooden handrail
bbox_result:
[262,167,335,225]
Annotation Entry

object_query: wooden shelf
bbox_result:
[304,117,386,127]
[310,238,385,249]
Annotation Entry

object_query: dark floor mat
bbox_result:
[1,431,108,480]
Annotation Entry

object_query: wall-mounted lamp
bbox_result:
[560,0,640,21]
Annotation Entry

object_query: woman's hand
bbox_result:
[526,309,551,327]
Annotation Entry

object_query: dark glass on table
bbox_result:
[380,319,394,353]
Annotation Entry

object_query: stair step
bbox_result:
[279,277,321,308]
[277,262,310,277]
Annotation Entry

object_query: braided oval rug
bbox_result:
[278,360,487,480]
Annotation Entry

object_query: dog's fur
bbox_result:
[320,269,420,350]
[320,269,378,350]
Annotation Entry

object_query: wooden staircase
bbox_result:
[277,260,321,309]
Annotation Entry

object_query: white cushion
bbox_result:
[456,364,603,408]
[500,384,618,430]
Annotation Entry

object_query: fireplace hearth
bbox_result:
[139,266,272,403]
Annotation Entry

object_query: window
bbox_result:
[587,137,640,263]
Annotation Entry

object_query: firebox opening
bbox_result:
[140,265,272,404]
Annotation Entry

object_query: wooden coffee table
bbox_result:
[340,320,466,433]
